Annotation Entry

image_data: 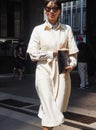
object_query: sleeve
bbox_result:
[69,54,78,67]
[66,25,79,67]
[67,25,79,55]
[27,27,53,61]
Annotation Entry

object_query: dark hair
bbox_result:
[44,0,61,10]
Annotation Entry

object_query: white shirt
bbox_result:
[27,21,79,67]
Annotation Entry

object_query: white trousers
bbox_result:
[78,62,89,87]
[35,61,71,127]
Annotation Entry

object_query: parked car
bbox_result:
[0,38,19,56]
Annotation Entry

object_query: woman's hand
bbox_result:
[53,51,58,57]
[64,65,74,73]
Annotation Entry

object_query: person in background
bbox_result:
[77,36,89,89]
[13,39,27,80]
[27,0,79,130]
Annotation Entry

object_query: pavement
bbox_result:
[0,71,96,130]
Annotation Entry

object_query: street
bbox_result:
[0,71,96,130]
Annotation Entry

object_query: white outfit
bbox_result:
[78,62,89,88]
[27,21,79,127]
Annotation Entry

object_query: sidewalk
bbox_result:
[0,71,96,129]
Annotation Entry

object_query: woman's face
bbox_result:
[44,1,61,24]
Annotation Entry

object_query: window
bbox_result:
[83,0,86,7]
[73,12,80,30]
[83,11,86,30]
[63,14,71,25]
[0,2,7,37]
[14,4,21,37]
[0,1,21,38]
[73,1,77,7]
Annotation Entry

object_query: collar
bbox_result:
[44,20,65,31]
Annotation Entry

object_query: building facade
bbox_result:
[0,0,43,43]
[61,0,86,36]
[0,0,96,75]
[0,0,86,42]
[0,0,43,74]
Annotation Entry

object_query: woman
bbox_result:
[13,39,27,80]
[27,0,79,130]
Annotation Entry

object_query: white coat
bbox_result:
[27,21,79,127]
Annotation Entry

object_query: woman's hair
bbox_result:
[44,0,61,10]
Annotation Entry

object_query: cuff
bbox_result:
[69,56,77,67]
[47,51,53,59]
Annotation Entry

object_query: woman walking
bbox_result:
[27,0,79,130]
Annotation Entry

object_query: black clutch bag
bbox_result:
[58,50,69,74]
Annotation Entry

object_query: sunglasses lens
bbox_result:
[45,7,59,12]
[45,7,51,12]
[52,7,59,12]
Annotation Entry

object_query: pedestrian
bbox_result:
[77,36,89,89]
[13,39,27,80]
[27,0,79,130]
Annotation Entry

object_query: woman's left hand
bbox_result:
[64,65,74,73]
